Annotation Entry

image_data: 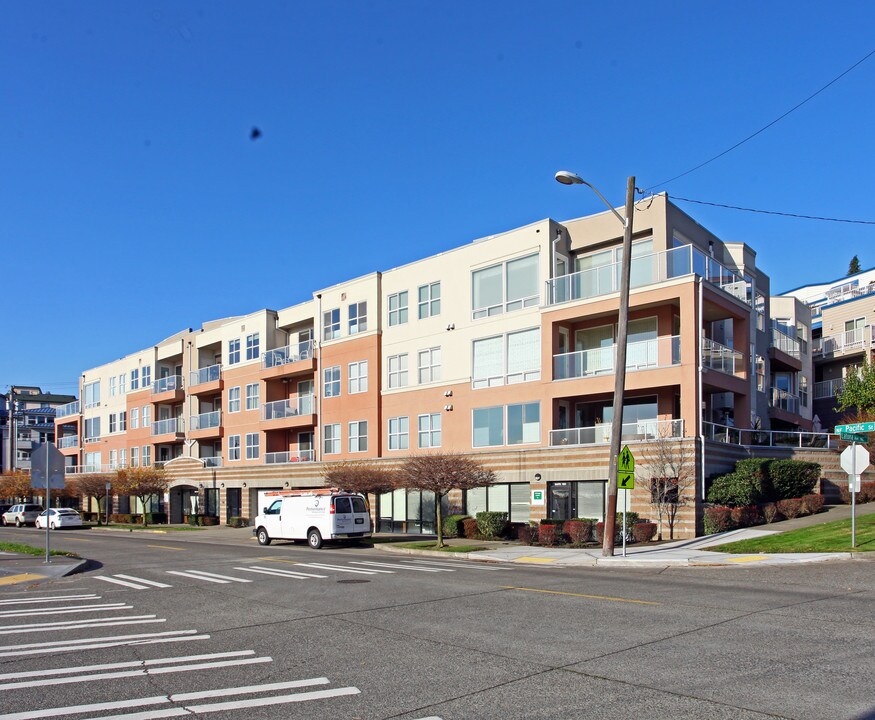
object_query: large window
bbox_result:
[466,483,529,523]
[418,413,441,448]
[388,354,408,389]
[245,432,260,459]
[473,402,540,447]
[418,282,441,319]
[472,328,540,388]
[228,435,241,461]
[349,361,368,394]
[349,301,367,334]
[472,253,538,319]
[473,406,504,447]
[228,387,241,413]
[228,339,240,365]
[388,416,409,450]
[323,366,341,397]
[324,424,341,454]
[84,417,101,442]
[418,347,441,384]
[388,291,408,326]
[323,308,341,341]
[349,421,368,453]
[246,333,260,361]
[84,381,100,409]
[245,383,259,410]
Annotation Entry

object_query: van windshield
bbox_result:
[351,497,367,513]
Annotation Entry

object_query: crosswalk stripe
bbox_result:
[233,568,306,580]
[0,603,129,618]
[95,577,150,590]
[0,617,164,636]
[350,561,451,572]
[175,570,252,584]
[293,563,386,575]
[0,594,99,606]
[166,571,229,584]
[248,566,328,579]
[114,575,172,588]
[0,630,207,658]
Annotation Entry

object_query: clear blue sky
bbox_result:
[3,1,874,395]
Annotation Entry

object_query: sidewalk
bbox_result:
[0,552,87,586]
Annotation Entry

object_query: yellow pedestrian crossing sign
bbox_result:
[618,446,635,473]
[618,473,635,490]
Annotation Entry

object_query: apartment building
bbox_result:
[2,387,77,473]
[781,267,875,430]
[57,194,822,536]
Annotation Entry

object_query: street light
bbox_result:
[555,170,636,557]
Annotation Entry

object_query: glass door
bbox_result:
[547,482,577,521]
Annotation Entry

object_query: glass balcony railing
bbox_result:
[202,456,222,467]
[190,410,221,431]
[56,401,80,418]
[190,364,221,386]
[553,336,680,381]
[546,244,751,307]
[771,326,801,358]
[152,375,183,394]
[262,340,315,369]
[151,417,183,436]
[702,338,744,375]
[549,418,684,447]
[770,387,800,414]
[704,422,837,449]
[262,395,314,421]
[814,378,844,399]
[58,436,79,449]
[264,449,315,464]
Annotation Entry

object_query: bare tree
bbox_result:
[114,467,168,527]
[323,461,397,496]
[397,453,496,547]
[72,474,113,523]
[640,433,696,540]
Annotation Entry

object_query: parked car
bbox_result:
[2,504,45,527]
[253,489,371,548]
[35,508,83,530]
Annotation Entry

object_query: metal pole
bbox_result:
[851,442,856,549]
[44,444,51,564]
[603,176,635,557]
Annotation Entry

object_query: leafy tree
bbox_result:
[641,433,696,539]
[847,255,861,275]
[397,453,496,547]
[0,471,33,503]
[114,467,168,526]
[835,358,875,419]
[72,474,114,523]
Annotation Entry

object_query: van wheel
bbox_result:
[256,527,272,546]
[307,528,323,549]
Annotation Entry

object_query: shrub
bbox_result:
[516,523,539,545]
[632,521,657,543]
[228,516,249,528]
[761,503,780,523]
[538,524,559,546]
[187,514,202,526]
[842,481,875,504]
[769,460,820,500]
[442,514,469,538]
[703,506,734,534]
[776,498,803,519]
[145,512,167,525]
[110,513,133,524]
[730,505,763,528]
[801,494,825,515]
[461,518,479,539]
[475,511,509,539]
[707,471,767,507]
[202,516,219,526]
[564,519,594,546]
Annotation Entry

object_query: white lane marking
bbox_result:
[95,577,150,590]
[183,686,361,714]
[0,656,273,690]
[166,571,229,584]
[0,677,333,720]
[0,594,99,606]
[180,569,253,583]
[114,574,172,588]
[0,650,256,680]
[0,616,163,635]
[0,603,130,618]
[247,565,328,579]
[350,561,451,572]
[233,568,305,580]
[294,563,386,575]
[0,630,207,658]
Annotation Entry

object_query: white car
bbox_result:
[35,508,83,530]
[254,489,371,548]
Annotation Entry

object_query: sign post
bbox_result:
[30,443,67,564]
[105,481,112,525]
[617,446,635,557]
[840,442,871,549]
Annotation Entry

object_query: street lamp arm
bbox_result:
[554,171,627,227]
[578,179,628,228]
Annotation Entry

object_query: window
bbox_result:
[388,416,409,450]
[109,414,117,434]
[348,361,368,394]
[109,450,118,470]
[228,387,241,413]
[323,366,341,398]
[473,406,504,447]
[119,411,127,432]
[473,328,540,388]
[348,301,367,334]
[142,406,151,427]
[472,253,538,319]
[349,421,368,453]
[418,347,441,384]
[119,373,126,395]
[228,435,241,461]
[245,432,260,459]
[755,355,766,392]
[324,424,340,454]
[228,339,241,365]
[245,383,260,410]
[130,408,139,429]
[130,446,139,468]
[141,445,151,467]
[388,291,408,326]
[246,333,260,361]
[142,366,152,388]
[323,308,340,341]
[119,448,126,467]
[466,483,530,523]
[109,376,116,398]
[507,402,540,444]
[799,375,809,408]
[130,368,139,391]
[418,413,441,448]
[84,382,100,408]
[84,417,101,441]
[418,282,441,319]
[388,354,408,389]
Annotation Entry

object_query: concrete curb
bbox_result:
[377,544,485,562]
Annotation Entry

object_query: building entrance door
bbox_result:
[226,488,241,522]
[548,482,577,521]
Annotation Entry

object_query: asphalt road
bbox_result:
[0,525,872,720]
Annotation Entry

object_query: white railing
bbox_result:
[553,335,681,381]
[546,244,751,307]
[817,327,869,356]
[58,436,79,449]
[703,421,838,449]
[549,418,684,447]
[190,364,221,386]
[190,410,221,431]
[152,375,183,394]
[56,401,80,418]
[65,464,116,475]
[702,338,743,375]
[824,283,875,305]
[770,387,799,414]
[202,456,222,468]
[262,340,315,369]
[264,450,315,464]
[814,378,844,399]
[771,326,801,357]
[151,417,183,436]
[261,395,314,421]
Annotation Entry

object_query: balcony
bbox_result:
[264,449,315,464]
[702,338,744,376]
[546,244,751,308]
[190,411,222,439]
[56,401,80,418]
[202,456,222,468]
[261,341,316,380]
[151,375,184,403]
[189,365,222,395]
[58,436,79,449]
[65,464,115,475]
[814,326,871,358]
[769,387,800,415]
[704,421,837,449]
[151,417,184,439]
[262,395,315,423]
[553,335,680,381]
[814,378,844,400]
[549,418,684,447]
[770,326,801,358]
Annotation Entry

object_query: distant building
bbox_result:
[1,387,78,473]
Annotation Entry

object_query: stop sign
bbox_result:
[840,444,870,476]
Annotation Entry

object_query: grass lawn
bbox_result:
[395,541,487,552]
[707,514,875,553]
[0,542,79,558]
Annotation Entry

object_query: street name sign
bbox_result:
[30,443,67,490]
[835,422,875,434]
[840,432,868,443]
[618,473,635,490]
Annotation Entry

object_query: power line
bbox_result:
[669,194,875,225]
[645,47,875,192]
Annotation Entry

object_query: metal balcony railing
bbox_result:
[703,422,838,449]
[770,387,800,414]
[190,411,221,431]
[264,449,315,464]
[151,417,183,436]
[814,378,844,399]
[771,325,801,357]
[56,401,80,418]
[816,327,869,357]
[190,364,221,386]
[261,395,314,421]
[262,340,315,369]
[553,335,681,381]
[152,375,183,394]
[702,338,744,375]
[549,418,684,447]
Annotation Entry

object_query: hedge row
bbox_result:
[838,481,875,505]
[517,516,657,547]
[707,459,820,507]
[703,493,826,533]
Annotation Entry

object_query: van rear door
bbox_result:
[332,496,353,536]
[350,495,371,533]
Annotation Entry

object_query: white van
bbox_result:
[253,489,372,549]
